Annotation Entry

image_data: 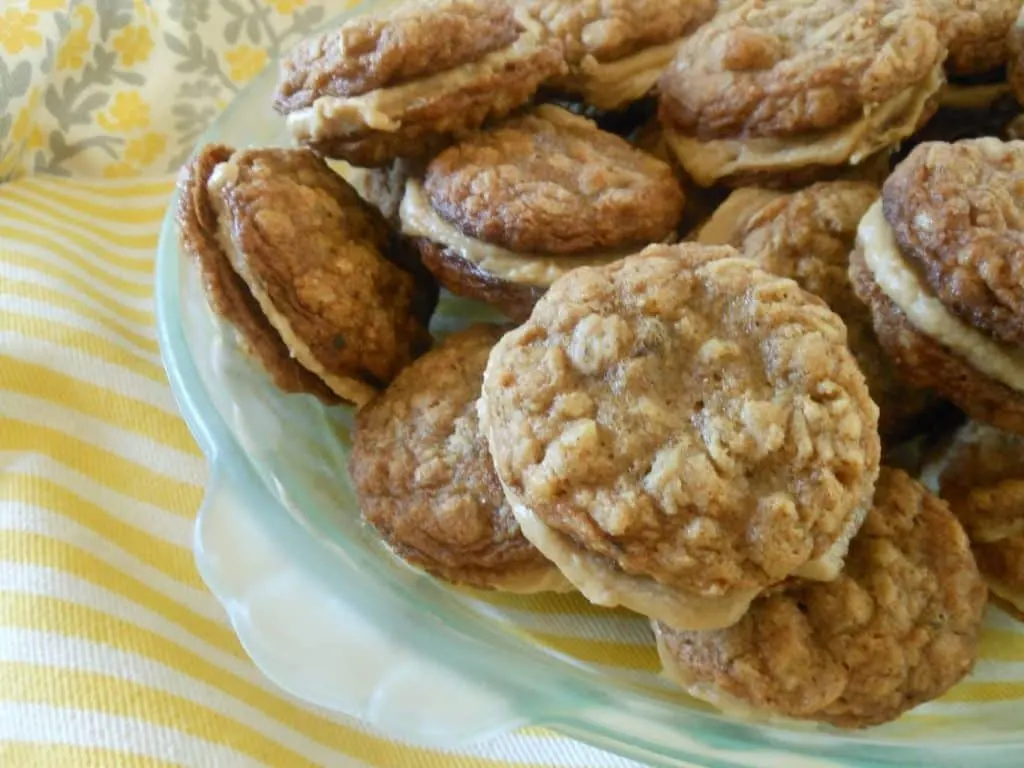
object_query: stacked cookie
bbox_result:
[174,0,1024,732]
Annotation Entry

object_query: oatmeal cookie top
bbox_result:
[658,0,945,140]
[482,243,880,596]
[424,106,684,254]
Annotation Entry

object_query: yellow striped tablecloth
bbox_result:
[0,173,664,767]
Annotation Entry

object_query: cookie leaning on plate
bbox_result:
[850,138,1024,434]
[523,0,716,111]
[654,468,987,729]
[350,324,568,593]
[696,182,938,442]
[926,421,1024,543]
[657,0,946,188]
[178,144,338,404]
[179,145,436,406]
[481,244,881,630]
[274,0,566,166]
[400,105,685,321]
[925,421,1024,620]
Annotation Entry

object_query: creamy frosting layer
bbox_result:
[399,179,629,287]
[939,81,1012,110]
[664,67,944,186]
[857,200,1024,394]
[573,40,681,110]
[507,492,761,630]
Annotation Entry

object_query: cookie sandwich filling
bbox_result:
[287,11,551,145]
[399,179,637,287]
[503,482,762,630]
[663,67,944,186]
[857,200,1024,393]
[571,40,684,111]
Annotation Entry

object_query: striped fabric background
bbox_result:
[0,174,666,767]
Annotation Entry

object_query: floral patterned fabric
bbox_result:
[1,0,331,181]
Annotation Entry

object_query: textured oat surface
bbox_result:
[935,421,1024,542]
[275,0,520,110]
[931,0,1019,76]
[849,243,1024,435]
[883,139,1024,346]
[522,0,715,65]
[350,325,555,589]
[699,182,934,440]
[658,0,944,140]
[424,106,684,253]
[483,244,880,596]
[209,148,433,397]
[176,144,338,403]
[656,468,987,728]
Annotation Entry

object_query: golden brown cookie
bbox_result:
[481,244,881,630]
[274,0,566,166]
[850,139,1024,435]
[350,325,567,592]
[973,535,1024,620]
[850,243,1024,435]
[926,421,1024,543]
[177,145,339,404]
[524,0,716,110]
[401,105,685,321]
[654,468,987,729]
[198,146,436,406]
[696,183,937,441]
[657,0,945,188]
[883,139,1024,346]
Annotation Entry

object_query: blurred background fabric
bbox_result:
[0,1,651,765]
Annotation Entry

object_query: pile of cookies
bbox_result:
[176,0,1024,731]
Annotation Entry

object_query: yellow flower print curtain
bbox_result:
[0,0,356,181]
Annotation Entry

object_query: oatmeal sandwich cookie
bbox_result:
[524,0,716,111]
[481,244,881,630]
[850,138,1024,435]
[274,0,566,166]
[178,145,338,404]
[657,0,946,188]
[350,324,568,593]
[654,468,987,728]
[401,105,685,321]
[179,145,435,407]
[696,182,937,441]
